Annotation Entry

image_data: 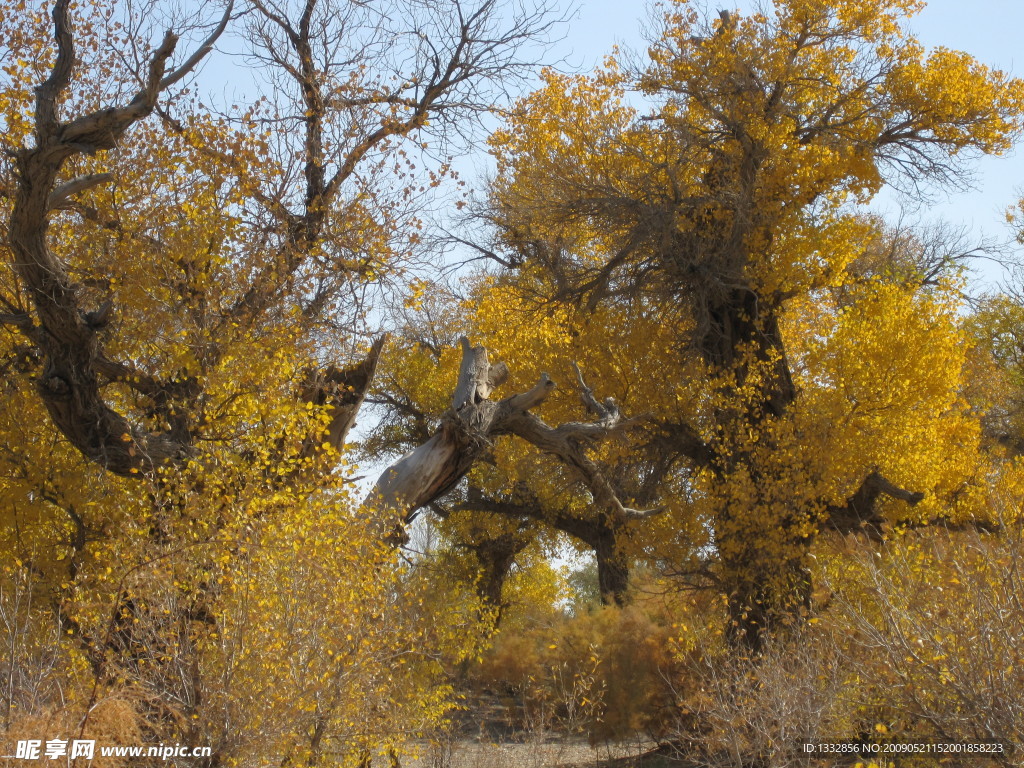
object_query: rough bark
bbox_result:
[7,0,231,477]
[826,470,926,538]
[365,337,654,551]
[593,532,630,607]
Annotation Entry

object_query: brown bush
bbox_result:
[471,585,687,744]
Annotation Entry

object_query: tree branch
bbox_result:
[48,173,114,210]
[59,31,179,153]
[7,4,230,477]
[299,335,387,458]
[34,0,75,141]
[158,0,235,91]
[826,469,925,535]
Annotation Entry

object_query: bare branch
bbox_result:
[826,469,925,536]
[623,505,668,520]
[158,0,235,91]
[60,31,179,152]
[870,471,925,506]
[48,173,114,210]
[572,361,619,425]
[501,409,659,523]
[0,312,32,330]
[300,334,387,457]
[35,0,75,141]
[498,372,555,413]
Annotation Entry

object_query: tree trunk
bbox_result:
[594,533,630,607]
[365,338,645,549]
[703,294,803,651]
[471,532,530,622]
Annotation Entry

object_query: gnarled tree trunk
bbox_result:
[364,338,660,592]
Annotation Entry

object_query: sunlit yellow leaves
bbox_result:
[203,490,484,765]
[494,0,1024,310]
[477,0,1024,634]
[787,276,990,525]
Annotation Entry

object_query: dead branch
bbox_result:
[367,337,661,532]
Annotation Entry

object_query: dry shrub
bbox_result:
[476,631,544,697]
[81,697,148,767]
[472,615,603,738]
[823,526,1024,762]
[660,526,1024,768]
[4,695,147,768]
[0,565,66,734]
[666,629,850,768]
[472,593,683,744]
[571,605,677,742]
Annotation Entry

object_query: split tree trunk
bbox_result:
[364,338,656,573]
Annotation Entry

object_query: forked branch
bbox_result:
[367,338,661,534]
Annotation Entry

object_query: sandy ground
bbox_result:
[403,737,658,768]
